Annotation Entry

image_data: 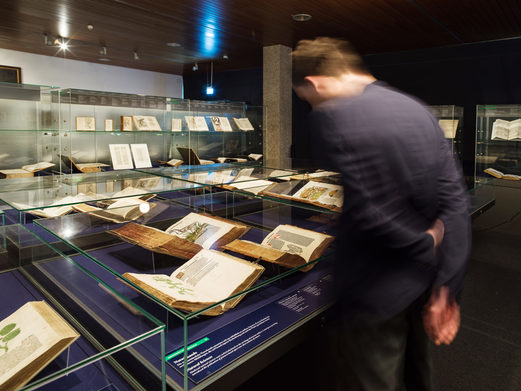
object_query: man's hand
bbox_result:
[426,218,444,249]
[423,286,460,345]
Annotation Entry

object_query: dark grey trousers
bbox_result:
[320,294,435,391]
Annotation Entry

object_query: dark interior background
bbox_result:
[183,37,521,179]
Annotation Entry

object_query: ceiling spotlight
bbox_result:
[99,46,107,56]
[192,63,198,71]
[87,24,94,31]
[222,54,229,60]
[54,37,69,51]
[292,13,312,22]
[167,42,181,47]
[44,33,53,46]
[133,51,140,60]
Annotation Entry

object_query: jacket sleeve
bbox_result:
[431,122,471,298]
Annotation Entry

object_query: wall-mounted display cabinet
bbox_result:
[429,105,464,159]
[476,104,521,186]
[0,82,264,177]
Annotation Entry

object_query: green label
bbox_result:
[165,337,210,361]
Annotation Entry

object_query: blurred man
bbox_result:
[292,38,470,390]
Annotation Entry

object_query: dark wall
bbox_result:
[183,67,262,105]
[184,38,521,177]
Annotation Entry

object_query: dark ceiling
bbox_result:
[1,0,521,75]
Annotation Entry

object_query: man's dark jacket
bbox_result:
[310,81,471,319]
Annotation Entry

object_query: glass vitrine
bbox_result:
[0,170,201,223]
[476,104,521,186]
[0,82,58,176]
[34,193,337,390]
[0,224,165,390]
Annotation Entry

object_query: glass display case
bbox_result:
[34,193,337,390]
[50,88,264,173]
[0,170,201,223]
[0,82,58,176]
[476,104,521,186]
[429,105,464,159]
[0,224,165,390]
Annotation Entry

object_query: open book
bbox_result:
[484,168,521,180]
[0,162,55,179]
[184,116,209,131]
[210,116,233,132]
[248,153,263,161]
[132,115,161,131]
[0,301,79,391]
[158,158,184,167]
[123,249,264,316]
[224,224,334,271]
[261,180,343,211]
[110,212,250,259]
[220,177,275,195]
[233,118,254,131]
[60,155,109,173]
[11,193,94,218]
[491,119,521,140]
[73,197,156,223]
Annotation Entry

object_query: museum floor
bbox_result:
[235,193,521,391]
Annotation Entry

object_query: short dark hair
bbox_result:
[291,37,369,86]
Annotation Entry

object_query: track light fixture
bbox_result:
[192,63,199,71]
[133,51,140,60]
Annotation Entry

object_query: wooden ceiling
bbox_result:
[1,0,521,75]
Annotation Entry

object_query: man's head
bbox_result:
[291,37,375,106]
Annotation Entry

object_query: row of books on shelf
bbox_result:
[75,115,255,132]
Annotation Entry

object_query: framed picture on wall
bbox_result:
[0,65,22,83]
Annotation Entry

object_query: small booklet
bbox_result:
[0,162,55,179]
[0,301,79,391]
[224,224,334,271]
[123,249,265,315]
[491,119,521,140]
[110,212,250,259]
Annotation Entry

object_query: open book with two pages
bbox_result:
[0,301,79,391]
[110,212,250,259]
[261,180,344,212]
[0,162,55,179]
[491,119,521,140]
[224,224,334,272]
[123,249,265,316]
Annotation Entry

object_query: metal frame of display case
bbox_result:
[33,193,338,391]
[0,223,166,391]
[429,105,464,160]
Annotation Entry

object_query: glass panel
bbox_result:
[34,193,337,390]
[476,104,521,188]
[0,224,165,390]
[428,105,464,160]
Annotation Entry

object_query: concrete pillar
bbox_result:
[263,44,292,168]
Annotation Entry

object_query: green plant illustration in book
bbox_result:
[153,276,194,295]
[0,323,21,352]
